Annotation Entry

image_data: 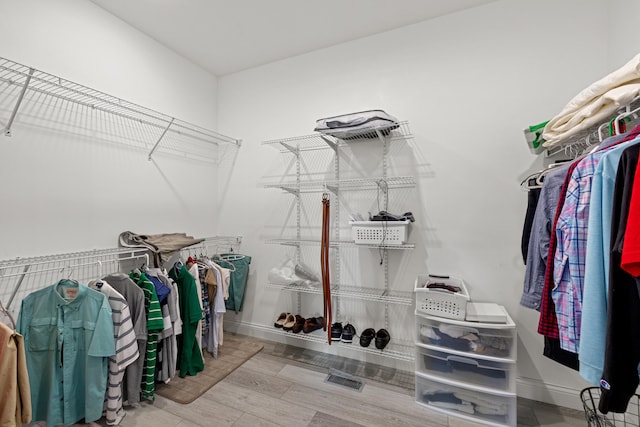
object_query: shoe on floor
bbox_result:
[292,315,306,333]
[274,312,289,328]
[331,322,343,341]
[303,316,324,333]
[375,329,390,350]
[360,328,375,347]
[341,324,356,343]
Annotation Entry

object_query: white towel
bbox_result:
[542,53,640,147]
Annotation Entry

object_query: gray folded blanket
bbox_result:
[119,231,204,264]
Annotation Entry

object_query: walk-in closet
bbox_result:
[3,1,640,426]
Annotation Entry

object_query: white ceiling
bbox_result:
[90,0,496,76]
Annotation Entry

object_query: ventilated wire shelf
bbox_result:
[0,56,240,162]
[264,237,415,250]
[266,282,413,305]
[262,121,412,153]
[178,236,243,258]
[264,176,416,193]
[0,248,150,312]
[249,322,414,362]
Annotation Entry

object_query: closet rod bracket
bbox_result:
[3,67,34,137]
[148,117,175,160]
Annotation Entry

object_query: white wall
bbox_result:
[216,0,614,408]
[0,0,222,260]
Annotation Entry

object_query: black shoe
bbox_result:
[375,329,390,350]
[331,322,343,341]
[359,328,375,347]
[341,324,356,343]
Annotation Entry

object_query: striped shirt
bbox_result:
[130,272,164,401]
[89,280,139,425]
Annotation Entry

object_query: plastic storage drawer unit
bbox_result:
[416,346,515,393]
[415,312,516,361]
[415,372,516,427]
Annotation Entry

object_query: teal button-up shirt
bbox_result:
[17,281,115,427]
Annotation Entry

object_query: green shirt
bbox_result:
[17,281,115,427]
[169,265,204,377]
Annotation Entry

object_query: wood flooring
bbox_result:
[25,334,587,426]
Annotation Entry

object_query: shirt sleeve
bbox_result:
[88,296,116,358]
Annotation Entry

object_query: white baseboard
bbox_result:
[517,377,584,410]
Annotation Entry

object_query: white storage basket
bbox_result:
[414,274,470,320]
[349,220,410,245]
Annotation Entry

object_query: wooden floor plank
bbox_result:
[231,413,281,427]
[153,394,243,426]
[224,365,293,398]
[203,380,315,427]
[277,364,448,425]
[281,382,443,427]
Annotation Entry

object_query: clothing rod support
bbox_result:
[4,67,34,137]
[148,117,175,160]
[6,264,30,310]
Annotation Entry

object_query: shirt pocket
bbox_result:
[70,319,96,351]
[28,317,57,351]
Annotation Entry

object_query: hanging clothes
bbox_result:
[0,322,31,427]
[169,264,204,377]
[102,273,147,406]
[552,133,632,354]
[187,261,204,360]
[17,281,115,427]
[129,271,164,401]
[146,268,180,384]
[597,144,640,414]
[88,279,139,426]
[200,259,227,357]
[217,254,251,314]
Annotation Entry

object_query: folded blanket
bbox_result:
[314,109,399,140]
[118,231,204,264]
[542,53,640,147]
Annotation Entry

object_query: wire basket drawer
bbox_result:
[349,220,410,245]
[414,274,470,320]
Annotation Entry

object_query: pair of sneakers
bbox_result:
[331,322,356,343]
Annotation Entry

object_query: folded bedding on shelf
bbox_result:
[118,231,204,264]
[314,109,399,140]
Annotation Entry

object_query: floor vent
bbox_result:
[325,369,364,392]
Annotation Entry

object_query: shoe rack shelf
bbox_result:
[262,119,416,362]
[250,322,415,362]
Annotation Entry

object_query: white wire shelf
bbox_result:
[266,282,413,305]
[263,176,416,193]
[0,247,150,311]
[249,322,414,362]
[262,121,412,152]
[0,56,240,162]
[264,237,415,250]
